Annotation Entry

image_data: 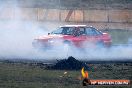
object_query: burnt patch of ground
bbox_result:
[48,56,90,70]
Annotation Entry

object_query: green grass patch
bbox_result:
[0,62,131,88]
[103,29,132,44]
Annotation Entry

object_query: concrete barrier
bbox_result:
[0,8,131,30]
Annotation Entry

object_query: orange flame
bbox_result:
[81,67,89,78]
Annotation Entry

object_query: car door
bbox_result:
[78,27,87,41]
[72,27,87,46]
[73,27,87,46]
[85,27,102,43]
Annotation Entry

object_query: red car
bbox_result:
[32,25,112,49]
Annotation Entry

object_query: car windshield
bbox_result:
[51,27,74,35]
[51,26,102,36]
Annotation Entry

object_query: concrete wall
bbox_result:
[0,8,131,30]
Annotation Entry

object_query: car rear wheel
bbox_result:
[96,40,111,48]
[63,40,72,50]
[96,40,105,47]
[63,40,71,45]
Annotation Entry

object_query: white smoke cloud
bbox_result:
[0,0,132,61]
[0,20,68,60]
[0,20,132,61]
[0,21,42,58]
[68,45,132,61]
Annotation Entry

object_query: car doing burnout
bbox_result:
[32,25,112,49]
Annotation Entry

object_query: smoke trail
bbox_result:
[67,45,132,61]
[0,0,64,59]
[0,20,132,61]
[0,0,132,61]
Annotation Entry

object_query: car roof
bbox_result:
[60,25,88,27]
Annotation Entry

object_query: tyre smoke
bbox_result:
[0,1,132,61]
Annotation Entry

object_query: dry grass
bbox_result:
[0,61,131,88]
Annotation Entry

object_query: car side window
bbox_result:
[86,27,95,36]
[79,27,86,35]
[86,27,101,36]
